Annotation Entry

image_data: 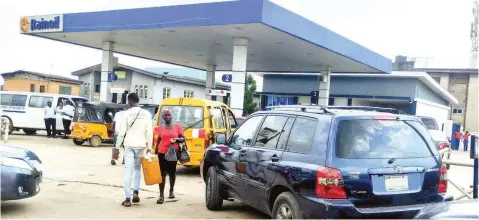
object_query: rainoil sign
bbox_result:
[20,15,63,33]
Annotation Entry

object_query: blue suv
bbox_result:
[200,106,452,219]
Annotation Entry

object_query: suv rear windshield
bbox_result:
[336,119,437,159]
[158,106,204,129]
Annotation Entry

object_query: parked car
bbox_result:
[414,199,479,219]
[230,116,245,129]
[416,116,450,150]
[201,105,451,219]
[416,116,452,168]
[1,145,43,201]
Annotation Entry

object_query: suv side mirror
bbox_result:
[216,133,227,145]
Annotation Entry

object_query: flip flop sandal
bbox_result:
[157,196,164,204]
[122,200,131,207]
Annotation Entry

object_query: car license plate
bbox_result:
[385,175,408,192]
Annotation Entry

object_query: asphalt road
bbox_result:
[1,131,477,218]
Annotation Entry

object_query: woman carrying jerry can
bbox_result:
[153,109,185,204]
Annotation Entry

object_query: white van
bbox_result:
[0,91,89,135]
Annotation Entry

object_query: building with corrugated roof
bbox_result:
[1,70,82,95]
[71,63,231,104]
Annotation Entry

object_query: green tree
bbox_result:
[243,73,258,115]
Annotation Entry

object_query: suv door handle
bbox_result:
[270,155,280,162]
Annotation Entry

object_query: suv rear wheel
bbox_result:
[205,166,223,210]
[272,192,302,219]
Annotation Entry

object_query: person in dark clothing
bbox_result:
[61,101,75,139]
[153,109,185,204]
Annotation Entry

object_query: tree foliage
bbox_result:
[243,73,258,115]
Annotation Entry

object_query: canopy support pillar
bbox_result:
[206,64,217,101]
[230,37,249,116]
[100,42,114,102]
[318,67,331,106]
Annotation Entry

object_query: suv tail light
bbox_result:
[316,167,347,199]
[438,164,448,193]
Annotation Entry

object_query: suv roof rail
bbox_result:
[325,106,409,115]
[268,105,333,114]
[267,105,409,115]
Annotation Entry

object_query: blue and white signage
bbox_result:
[221,74,232,83]
[20,14,63,33]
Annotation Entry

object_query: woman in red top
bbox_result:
[463,131,470,152]
[153,109,185,204]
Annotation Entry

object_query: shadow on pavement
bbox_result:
[176,166,201,176]
[221,201,269,218]
[1,201,28,216]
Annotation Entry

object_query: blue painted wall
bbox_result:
[263,75,318,94]
[415,81,448,106]
[261,74,449,105]
[330,77,417,98]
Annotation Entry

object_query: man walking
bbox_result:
[114,93,153,207]
[61,101,75,139]
[44,101,56,138]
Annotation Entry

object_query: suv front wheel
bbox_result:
[205,166,223,210]
[272,192,302,219]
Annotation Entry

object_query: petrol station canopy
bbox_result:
[20,0,392,73]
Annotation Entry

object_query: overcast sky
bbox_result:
[0,0,475,86]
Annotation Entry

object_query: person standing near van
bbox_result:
[153,109,185,204]
[56,102,64,136]
[463,131,470,152]
[114,93,153,207]
[44,101,56,138]
[61,101,75,139]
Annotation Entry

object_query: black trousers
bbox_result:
[62,119,72,135]
[44,118,56,137]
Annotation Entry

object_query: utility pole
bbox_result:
[471,0,479,68]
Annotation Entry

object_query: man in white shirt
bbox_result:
[61,101,75,139]
[44,101,56,138]
[114,93,153,207]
